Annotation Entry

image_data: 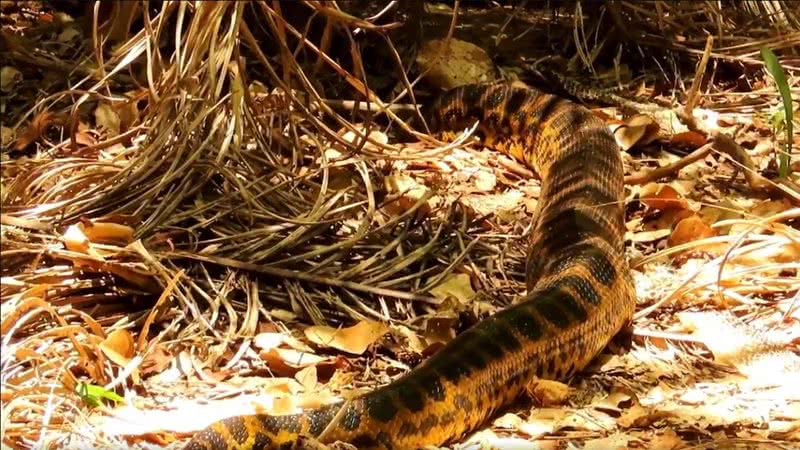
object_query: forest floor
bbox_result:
[1,2,799,449]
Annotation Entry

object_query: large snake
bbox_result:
[183,82,636,450]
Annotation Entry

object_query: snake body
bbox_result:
[184,82,636,450]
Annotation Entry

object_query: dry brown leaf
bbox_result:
[81,221,135,245]
[140,344,172,377]
[640,183,689,211]
[14,111,61,150]
[304,320,389,355]
[613,114,660,150]
[670,130,707,147]
[392,324,426,354]
[0,125,15,147]
[648,429,687,450]
[95,103,121,136]
[751,198,794,218]
[592,391,633,414]
[731,241,800,266]
[340,125,388,149]
[668,215,715,247]
[527,379,570,406]
[0,66,22,92]
[583,433,638,450]
[294,366,317,392]
[260,348,331,377]
[74,122,97,147]
[494,410,562,439]
[253,332,286,352]
[63,224,90,254]
[473,171,497,192]
[383,174,431,218]
[416,38,496,89]
[429,273,476,304]
[99,329,135,367]
[627,228,672,243]
[421,316,458,348]
[618,404,658,428]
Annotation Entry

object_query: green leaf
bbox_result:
[76,382,124,408]
[760,47,793,178]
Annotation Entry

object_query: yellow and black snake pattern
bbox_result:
[183,82,636,450]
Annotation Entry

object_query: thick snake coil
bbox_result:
[184,82,636,450]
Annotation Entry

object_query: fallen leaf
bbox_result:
[260,348,331,377]
[80,221,135,245]
[648,429,687,450]
[0,126,15,147]
[627,228,672,243]
[99,329,135,367]
[253,332,286,352]
[527,379,570,406]
[14,111,61,150]
[421,316,458,348]
[0,66,22,92]
[473,171,496,192]
[429,273,476,304]
[670,130,707,147]
[617,404,666,428]
[416,38,496,89]
[57,27,81,43]
[668,215,715,247]
[140,344,172,377]
[63,224,90,254]
[304,320,389,355]
[383,174,431,217]
[592,391,632,415]
[751,198,793,219]
[95,103,121,136]
[341,126,388,149]
[613,114,660,150]
[640,183,689,211]
[509,408,564,438]
[583,433,638,450]
[294,366,317,392]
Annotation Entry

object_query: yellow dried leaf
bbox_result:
[613,114,660,150]
[383,174,430,218]
[668,215,715,248]
[294,366,317,392]
[271,348,325,367]
[429,273,475,304]
[473,171,496,192]
[0,126,15,147]
[99,329,135,367]
[416,38,496,89]
[304,320,389,355]
[583,433,638,450]
[0,66,22,92]
[648,429,686,450]
[527,379,570,406]
[63,224,90,253]
[253,332,286,352]
[95,103,121,136]
[80,221,135,245]
[640,183,689,211]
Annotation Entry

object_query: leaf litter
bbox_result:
[1,1,799,449]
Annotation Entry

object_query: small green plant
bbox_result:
[760,47,793,178]
[76,382,124,408]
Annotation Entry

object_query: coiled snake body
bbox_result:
[184,82,636,450]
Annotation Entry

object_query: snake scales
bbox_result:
[183,82,636,450]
